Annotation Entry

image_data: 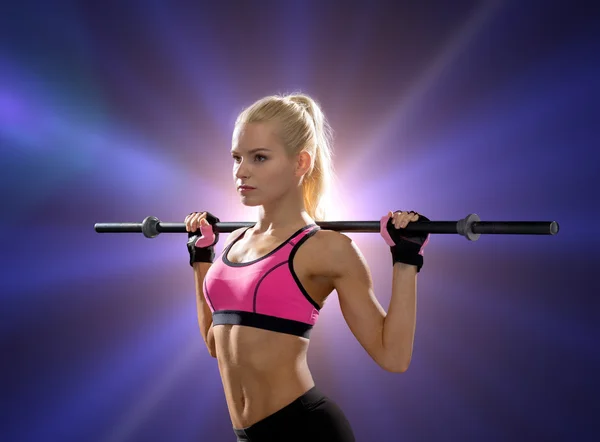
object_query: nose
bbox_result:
[234,160,250,179]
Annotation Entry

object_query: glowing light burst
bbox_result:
[319,170,358,222]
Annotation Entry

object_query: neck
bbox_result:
[253,189,314,234]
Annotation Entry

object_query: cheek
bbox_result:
[271,163,297,185]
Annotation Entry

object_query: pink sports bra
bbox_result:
[202,224,322,338]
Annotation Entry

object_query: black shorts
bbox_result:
[233,386,355,442]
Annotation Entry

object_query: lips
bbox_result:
[238,185,256,190]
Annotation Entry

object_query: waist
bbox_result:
[220,364,315,429]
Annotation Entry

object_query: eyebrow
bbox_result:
[230,148,271,155]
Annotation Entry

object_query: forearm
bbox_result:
[381,262,418,372]
[193,262,217,358]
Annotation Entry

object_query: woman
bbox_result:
[185,93,429,442]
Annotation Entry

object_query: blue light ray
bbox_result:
[142,2,241,135]
[278,1,312,89]
[0,58,220,221]
[366,30,600,187]
[342,1,502,178]
[6,298,212,442]
[100,335,220,442]
[327,3,385,112]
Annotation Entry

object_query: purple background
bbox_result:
[1,1,598,441]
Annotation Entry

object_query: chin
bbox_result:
[239,197,262,207]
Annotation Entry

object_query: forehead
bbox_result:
[231,122,282,153]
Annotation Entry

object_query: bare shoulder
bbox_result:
[311,228,352,249]
[305,229,361,279]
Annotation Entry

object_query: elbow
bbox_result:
[392,361,411,373]
[381,354,412,373]
[384,360,411,373]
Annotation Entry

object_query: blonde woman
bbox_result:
[185,93,429,442]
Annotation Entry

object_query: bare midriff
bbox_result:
[214,324,315,429]
[214,227,335,429]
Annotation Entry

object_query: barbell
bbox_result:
[94,213,559,242]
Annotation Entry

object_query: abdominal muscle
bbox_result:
[214,323,315,429]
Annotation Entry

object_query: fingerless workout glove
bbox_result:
[380,212,430,272]
[187,212,220,266]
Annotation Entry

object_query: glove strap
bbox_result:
[391,246,423,273]
[187,235,216,266]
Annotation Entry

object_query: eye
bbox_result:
[232,154,267,163]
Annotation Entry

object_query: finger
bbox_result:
[394,212,404,228]
[401,213,412,228]
[404,213,419,226]
[196,212,208,230]
[191,213,203,231]
[185,213,197,231]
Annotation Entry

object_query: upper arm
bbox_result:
[322,232,388,369]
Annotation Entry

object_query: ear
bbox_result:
[295,151,312,177]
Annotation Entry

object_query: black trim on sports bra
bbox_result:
[289,228,322,311]
[212,310,313,338]
[223,224,317,267]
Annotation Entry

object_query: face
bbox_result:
[231,122,309,207]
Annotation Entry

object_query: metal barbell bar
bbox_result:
[94,214,559,241]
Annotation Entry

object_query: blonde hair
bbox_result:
[234,93,335,221]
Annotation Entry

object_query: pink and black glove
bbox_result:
[185,211,220,266]
[380,210,430,272]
